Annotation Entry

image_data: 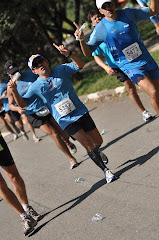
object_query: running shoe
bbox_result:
[104,169,115,184]
[26,206,42,222]
[68,142,77,154]
[21,215,37,236]
[13,133,18,141]
[142,110,153,122]
[33,135,41,143]
[70,158,79,170]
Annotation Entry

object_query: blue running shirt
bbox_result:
[88,8,155,72]
[16,70,45,114]
[0,79,10,112]
[23,62,88,130]
[91,31,117,68]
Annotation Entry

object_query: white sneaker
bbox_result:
[104,169,115,184]
[68,143,77,154]
[33,135,41,143]
[13,133,18,141]
[21,215,37,236]
[70,158,79,169]
[142,110,153,122]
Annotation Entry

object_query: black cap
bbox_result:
[4,60,19,75]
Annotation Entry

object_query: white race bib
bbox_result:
[54,97,76,117]
[122,42,142,61]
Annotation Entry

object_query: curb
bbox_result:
[79,86,126,103]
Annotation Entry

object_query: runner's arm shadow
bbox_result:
[115,146,159,177]
[101,115,158,151]
[28,178,106,236]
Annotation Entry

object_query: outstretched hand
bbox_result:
[7,79,17,91]
[73,22,84,40]
[53,43,69,56]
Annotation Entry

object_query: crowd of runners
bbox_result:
[0,0,159,236]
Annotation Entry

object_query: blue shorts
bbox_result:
[150,14,159,24]
[123,60,159,84]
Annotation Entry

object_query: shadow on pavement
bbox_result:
[28,178,106,236]
[115,145,159,177]
[101,115,158,151]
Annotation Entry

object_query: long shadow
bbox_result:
[100,115,158,151]
[28,178,106,236]
[115,146,159,177]
[29,146,158,236]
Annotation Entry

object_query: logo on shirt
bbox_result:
[111,29,117,33]
[119,31,125,35]
[124,24,129,28]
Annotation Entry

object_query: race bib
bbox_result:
[35,107,50,117]
[54,97,76,117]
[122,42,142,61]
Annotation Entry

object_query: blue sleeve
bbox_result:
[136,0,148,7]
[87,22,107,52]
[92,47,102,56]
[61,62,79,76]
[23,83,47,105]
[124,8,150,23]
[23,85,35,99]
[150,13,159,24]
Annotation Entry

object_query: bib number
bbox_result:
[122,42,142,61]
[55,97,76,117]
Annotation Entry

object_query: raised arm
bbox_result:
[53,43,85,69]
[73,22,93,57]
[149,0,159,16]
[7,80,28,108]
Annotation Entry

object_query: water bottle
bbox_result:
[12,72,21,82]
[75,177,85,183]
[100,130,106,135]
[76,23,87,40]
[91,213,103,222]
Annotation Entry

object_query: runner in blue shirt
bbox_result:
[8,44,117,184]
[6,60,79,170]
[74,0,159,116]
[87,9,153,122]
[136,0,159,35]
[0,77,28,141]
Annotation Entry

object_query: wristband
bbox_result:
[66,50,72,58]
[104,65,108,71]
[79,38,84,42]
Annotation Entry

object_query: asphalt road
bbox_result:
[1,91,159,240]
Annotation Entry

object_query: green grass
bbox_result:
[74,69,123,95]
[74,49,159,96]
[137,20,156,40]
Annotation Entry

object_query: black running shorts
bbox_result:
[27,113,52,128]
[6,110,21,122]
[64,112,96,136]
[113,68,128,82]
[0,135,15,166]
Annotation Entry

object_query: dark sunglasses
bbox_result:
[102,2,113,9]
[32,58,45,69]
